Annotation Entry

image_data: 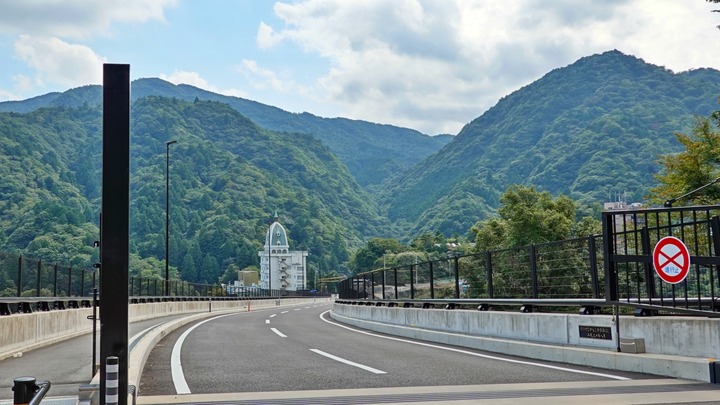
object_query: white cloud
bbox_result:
[261,0,720,135]
[238,60,288,92]
[0,0,177,38]
[159,70,247,98]
[14,35,105,87]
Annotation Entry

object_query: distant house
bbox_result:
[258,216,308,292]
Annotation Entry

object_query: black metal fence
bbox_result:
[603,205,720,315]
[340,206,720,316]
[340,235,603,301]
[0,251,285,299]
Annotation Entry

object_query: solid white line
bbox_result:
[319,310,630,381]
[271,327,287,338]
[310,349,386,374]
[171,314,235,394]
[269,314,277,318]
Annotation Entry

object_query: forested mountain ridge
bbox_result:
[0,97,388,282]
[0,79,451,190]
[378,50,720,237]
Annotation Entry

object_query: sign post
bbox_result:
[652,236,690,284]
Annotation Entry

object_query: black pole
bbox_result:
[92,287,98,378]
[17,256,22,297]
[36,260,41,297]
[165,140,177,296]
[99,63,130,405]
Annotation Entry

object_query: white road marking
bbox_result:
[281,310,289,314]
[310,349,386,374]
[271,327,287,338]
[319,310,630,381]
[172,313,236,394]
[265,319,270,324]
[269,314,277,318]
[294,308,301,311]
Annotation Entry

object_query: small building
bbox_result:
[238,270,259,286]
[258,216,308,292]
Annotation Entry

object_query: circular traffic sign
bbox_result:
[652,236,690,284]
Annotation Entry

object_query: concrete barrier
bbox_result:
[0,297,320,361]
[331,303,718,382]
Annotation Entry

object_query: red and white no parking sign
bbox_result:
[652,236,690,284]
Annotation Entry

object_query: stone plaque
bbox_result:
[579,325,612,340]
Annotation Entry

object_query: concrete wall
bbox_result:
[0,298,313,361]
[334,304,720,358]
[332,304,719,382]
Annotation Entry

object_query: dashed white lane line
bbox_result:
[281,310,289,314]
[269,314,277,318]
[319,310,630,381]
[271,327,287,338]
[310,349,386,374]
[294,308,301,311]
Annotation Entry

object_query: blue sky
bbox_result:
[1,1,720,135]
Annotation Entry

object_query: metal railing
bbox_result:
[0,251,302,315]
[340,235,603,305]
[340,206,720,317]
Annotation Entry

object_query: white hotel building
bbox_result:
[258,218,307,292]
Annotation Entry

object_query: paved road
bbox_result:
[2,302,719,404]
[139,302,717,404]
[0,314,185,401]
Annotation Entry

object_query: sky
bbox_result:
[1,1,720,136]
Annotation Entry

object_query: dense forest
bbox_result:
[2,50,720,283]
[0,97,389,284]
[0,78,451,191]
[377,50,720,237]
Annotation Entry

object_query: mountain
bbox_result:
[0,79,451,190]
[0,97,389,285]
[377,50,720,237]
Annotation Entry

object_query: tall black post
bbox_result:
[100,63,130,405]
[165,140,177,296]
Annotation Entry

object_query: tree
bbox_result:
[648,115,720,205]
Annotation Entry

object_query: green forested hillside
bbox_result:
[3,49,720,279]
[0,97,389,281]
[378,50,720,237]
[0,79,451,190]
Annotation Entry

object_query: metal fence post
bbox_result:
[68,267,72,296]
[382,270,386,299]
[81,269,86,296]
[588,236,600,298]
[486,251,494,298]
[429,261,435,299]
[641,226,655,299]
[410,265,414,299]
[53,264,58,297]
[602,212,619,303]
[371,272,375,299]
[530,245,538,298]
[36,260,41,297]
[393,267,398,299]
[454,256,460,299]
[17,256,22,297]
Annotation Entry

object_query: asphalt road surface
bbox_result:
[0,314,185,401]
[139,302,653,396]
